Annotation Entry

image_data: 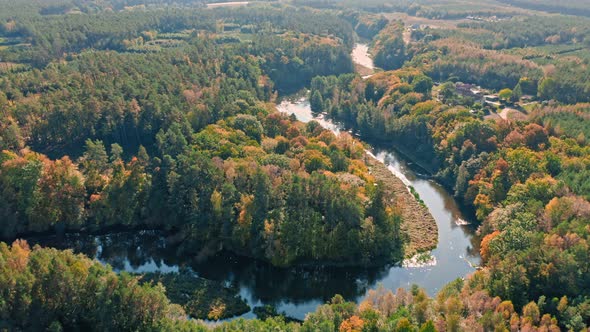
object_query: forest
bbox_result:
[0,4,404,269]
[306,1,590,327]
[2,0,590,331]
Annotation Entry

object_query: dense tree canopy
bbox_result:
[311,61,590,328]
[0,3,405,268]
[2,0,590,329]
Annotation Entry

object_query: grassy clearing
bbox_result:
[126,39,187,52]
[158,31,193,40]
[426,0,527,15]
[354,63,374,77]
[218,31,257,43]
[502,44,589,63]
[366,155,438,257]
[384,12,469,30]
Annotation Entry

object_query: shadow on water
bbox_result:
[26,231,180,274]
[189,251,390,305]
[26,91,482,320]
[22,44,482,321]
[27,231,394,319]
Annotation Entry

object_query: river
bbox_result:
[351,44,374,70]
[271,43,480,315]
[275,93,481,286]
[24,44,480,321]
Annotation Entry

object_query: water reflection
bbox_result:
[25,64,485,321]
[26,230,392,301]
[26,93,481,321]
[190,252,390,304]
[27,231,396,319]
[26,231,180,274]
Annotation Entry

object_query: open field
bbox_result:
[502,44,590,64]
[207,1,250,8]
[384,12,470,29]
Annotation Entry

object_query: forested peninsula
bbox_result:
[2,0,590,331]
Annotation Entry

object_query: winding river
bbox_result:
[25,44,480,321]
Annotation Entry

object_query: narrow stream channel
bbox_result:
[24,44,481,321]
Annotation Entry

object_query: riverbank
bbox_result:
[350,43,441,255]
[276,92,438,258]
[365,153,438,257]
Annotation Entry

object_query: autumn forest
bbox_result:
[1,0,590,331]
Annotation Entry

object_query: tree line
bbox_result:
[310,66,590,328]
[0,12,403,267]
[0,239,567,331]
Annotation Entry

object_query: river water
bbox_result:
[24,44,480,321]
[273,93,480,314]
[351,43,375,70]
